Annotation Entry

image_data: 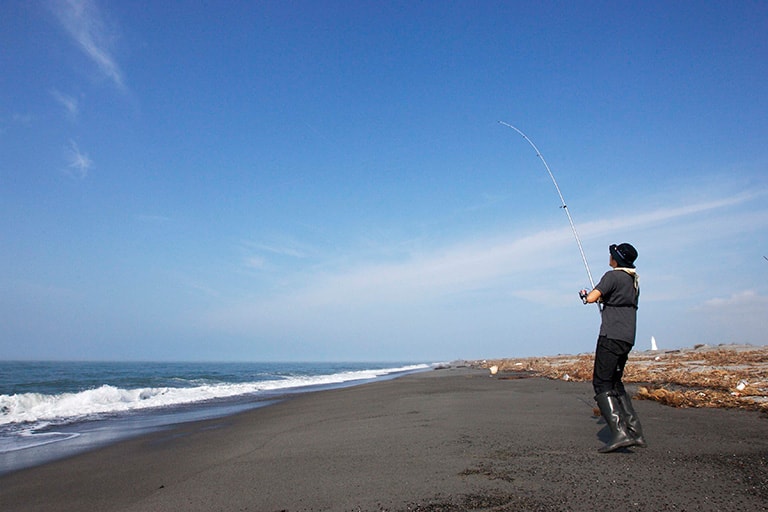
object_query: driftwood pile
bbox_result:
[478,344,768,412]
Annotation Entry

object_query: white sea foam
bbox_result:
[0,364,428,427]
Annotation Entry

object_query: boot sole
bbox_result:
[598,438,638,453]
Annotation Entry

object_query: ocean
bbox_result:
[0,361,432,475]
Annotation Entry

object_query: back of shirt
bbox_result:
[595,270,639,343]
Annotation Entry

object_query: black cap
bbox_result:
[610,243,638,268]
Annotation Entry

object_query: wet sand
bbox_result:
[1,367,767,511]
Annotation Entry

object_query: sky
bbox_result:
[1,1,767,362]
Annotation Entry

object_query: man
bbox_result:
[580,243,646,453]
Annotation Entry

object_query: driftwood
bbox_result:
[477,344,768,412]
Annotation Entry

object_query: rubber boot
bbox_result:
[617,392,647,448]
[595,391,636,453]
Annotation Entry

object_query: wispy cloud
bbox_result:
[51,89,79,120]
[696,290,768,310]
[12,113,35,126]
[65,140,93,179]
[134,214,172,223]
[0,114,33,135]
[172,273,221,299]
[242,240,311,259]
[206,192,763,335]
[687,290,768,345]
[238,238,315,272]
[316,193,761,306]
[49,0,124,89]
[577,192,760,241]
[245,256,268,270]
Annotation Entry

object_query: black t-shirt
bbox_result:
[595,269,639,343]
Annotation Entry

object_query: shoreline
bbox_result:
[0,364,433,476]
[2,367,767,511]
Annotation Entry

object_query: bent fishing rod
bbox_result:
[499,121,596,291]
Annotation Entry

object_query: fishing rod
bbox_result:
[499,121,596,290]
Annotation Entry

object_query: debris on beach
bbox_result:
[476,344,768,413]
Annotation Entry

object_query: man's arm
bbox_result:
[586,289,602,303]
[580,288,602,304]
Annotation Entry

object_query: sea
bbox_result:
[0,361,432,475]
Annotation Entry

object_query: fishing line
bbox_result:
[499,121,596,289]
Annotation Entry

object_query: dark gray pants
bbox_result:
[592,335,633,396]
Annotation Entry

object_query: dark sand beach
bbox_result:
[2,367,767,511]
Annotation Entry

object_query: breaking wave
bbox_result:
[0,364,429,428]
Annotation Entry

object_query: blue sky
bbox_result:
[1,1,766,362]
